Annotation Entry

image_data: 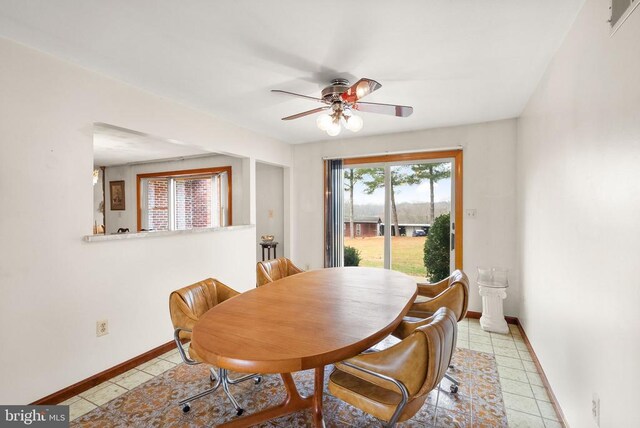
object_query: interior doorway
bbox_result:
[256,162,285,262]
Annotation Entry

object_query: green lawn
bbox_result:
[344,236,427,278]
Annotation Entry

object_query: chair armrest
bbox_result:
[392,314,436,339]
[339,361,409,426]
[215,281,240,303]
[173,328,199,365]
[169,295,200,338]
[416,278,449,298]
[288,261,304,275]
[335,336,420,395]
[256,263,274,287]
[410,283,465,322]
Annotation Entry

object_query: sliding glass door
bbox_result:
[343,165,385,269]
[389,161,452,281]
[340,151,461,282]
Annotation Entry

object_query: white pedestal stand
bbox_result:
[478,283,509,334]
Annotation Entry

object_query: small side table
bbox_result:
[260,242,278,261]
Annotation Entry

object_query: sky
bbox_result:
[347,175,452,205]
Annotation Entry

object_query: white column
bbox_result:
[478,284,509,333]
[283,165,292,259]
[241,157,256,225]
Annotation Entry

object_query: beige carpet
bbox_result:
[71,348,507,427]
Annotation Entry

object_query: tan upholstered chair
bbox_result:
[328,307,457,427]
[391,270,469,394]
[405,269,469,321]
[169,278,261,416]
[256,257,303,287]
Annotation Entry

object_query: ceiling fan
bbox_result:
[272,78,413,136]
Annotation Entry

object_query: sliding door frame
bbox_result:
[338,149,464,270]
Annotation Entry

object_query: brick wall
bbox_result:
[147,177,212,230]
[175,177,212,229]
[344,222,379,237]
[147,178,168,230]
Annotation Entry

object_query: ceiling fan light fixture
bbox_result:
[326,121,341,136]
[355,82,369,99]
[319,108,363,135]
[274,77,411,137]
[345,114,363,132]
[316,113,332,131]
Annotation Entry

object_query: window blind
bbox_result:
[324,159,344,267]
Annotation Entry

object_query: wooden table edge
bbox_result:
[190,268,419,427]
[191,286,418,374]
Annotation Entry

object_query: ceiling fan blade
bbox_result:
[341,78,382,103]
[271,89,326,103]
[353,102,414,117]
[281,106,330,121]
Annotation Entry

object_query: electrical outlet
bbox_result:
[592,393,600,426]
[465,209,477,219]
[96,319,109,337]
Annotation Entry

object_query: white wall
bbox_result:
[0,37,292,404]
[255,163,285,262]
[104,154,244,234]
[292,119,519,315]
[517,1,640,426]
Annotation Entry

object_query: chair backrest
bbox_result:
[169,278,239,339]
[370,307,457,400]
[256,257,302,287]
[415,307,458,397]
[447,270,470,321]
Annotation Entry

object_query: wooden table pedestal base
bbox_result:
[218,366,325,428]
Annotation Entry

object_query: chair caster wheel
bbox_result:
[236,408,244,416]
[450,385,459,394]
[210,373,217,382]
[254,376,262,384]
[182,403,191,413]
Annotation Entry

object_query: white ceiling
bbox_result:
[93,123,215,166]
[0,0,584,144]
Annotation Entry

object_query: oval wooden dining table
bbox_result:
[191,267,417,427]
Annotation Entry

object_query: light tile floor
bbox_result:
[62,348,181,421]
[458,319,562,428]
[65,319,563,427]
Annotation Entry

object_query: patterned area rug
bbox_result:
[71,348,507,427]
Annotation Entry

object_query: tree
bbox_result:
[406,163,451,224]
[344,168,365,238]
[424,212,450,282]
[360,167,411,236]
